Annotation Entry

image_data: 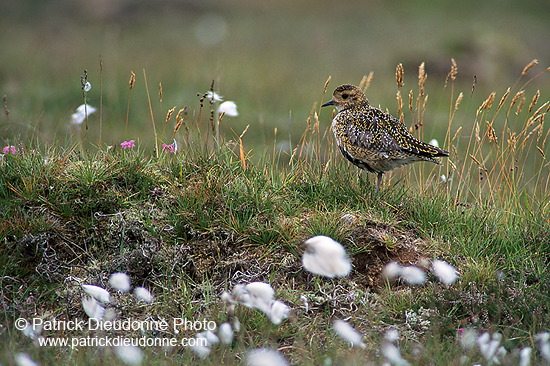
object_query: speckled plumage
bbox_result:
[322,84,449,192]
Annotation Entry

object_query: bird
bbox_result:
[322,84,449,192]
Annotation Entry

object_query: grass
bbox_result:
[1,56,549,364]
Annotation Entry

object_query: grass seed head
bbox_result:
[396,63,405,88]
[521,59,538,76]
[129,71,136,89]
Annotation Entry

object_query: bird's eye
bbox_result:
[341,93,349,99]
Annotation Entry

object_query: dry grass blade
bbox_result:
[418,62,427,97]
[359,72,374,91]
[396,90,403,117]
[238,124,250,171]
[323,76,332,93]
[159,82,163,102]
[469,154,482,166]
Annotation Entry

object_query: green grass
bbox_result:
[1,69,549,363]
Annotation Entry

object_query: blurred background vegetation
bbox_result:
[1,0,548,151]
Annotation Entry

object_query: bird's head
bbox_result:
[322,84,369,111]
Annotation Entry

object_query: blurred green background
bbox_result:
[1,0,548,150]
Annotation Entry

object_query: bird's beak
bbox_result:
[321,100,335,107]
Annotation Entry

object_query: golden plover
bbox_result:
[322,84,449,192]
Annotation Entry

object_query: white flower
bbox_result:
[114,345,144,366]
[14,353,38,366]
[381,341,410,366]
[429,139,439,148]
[109,272,131,292]
[82,296,105,320]
[399,266,426,286]
[245,348,289,366]
[218,322,234,345]
[70,104,96,125]
[268,300,290,325]
[218,101,239,117]
[432,259,458,285]
[519,346,532,366]
[134,287,154,303]
[382,261,402,280]
[205,91,223,102]
[82,284,110,303]
[332,319,365,348]
[302,236,351,278]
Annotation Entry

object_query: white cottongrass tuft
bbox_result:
[477,332,503,363]
[268,300,291,325]
[535,332,550,362]
[133,287,153,303]
[432,259,459,285]
[332,319,365,348]
[70,104,96,125]
[382,261,402,280]
[218,322,234,345]
[14,353,38,366]
[82,296,105,321]
[429,139,439,148]
[114,345,144,366]
[245,348,289,366]
[384,328,400,343]
[399,266,426,286]
[457,328,477,350]
[82,284,110,303]
[189,333,211,359]
[440,174,451,183]
[109,272,131,292]
[218,101,239,117]
[20,319,42,340]
[231,282,290,324]
[300,294,309,312]
[198,330,219,345]
[205,91,223,102]
[302,235,351,278]
[381,341,410,366]
[519,346,532,366]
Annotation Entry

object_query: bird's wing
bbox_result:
[345,114,401,152]
[374,109,450,157]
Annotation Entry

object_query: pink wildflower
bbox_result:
[120,140,135,149]
[2,146,17,154]
[162,140,178,154]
